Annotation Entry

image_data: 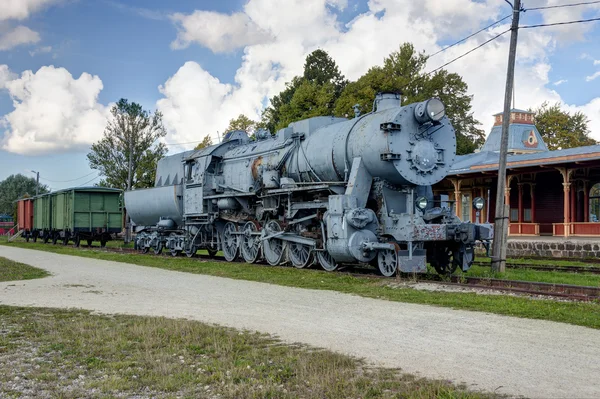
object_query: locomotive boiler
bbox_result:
[125,93,492,276]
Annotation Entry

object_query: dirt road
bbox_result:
[1,246,599,398]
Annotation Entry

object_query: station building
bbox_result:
[434,109,600,238]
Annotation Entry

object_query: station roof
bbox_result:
[449,144,600,176]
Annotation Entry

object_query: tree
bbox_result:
[226,114,257,133]
[335,43,485,154]
[88,99,167,191]
[532,102,597,151]
[262,49,347,132]
[194,135,213,150]
[0,174,49,218]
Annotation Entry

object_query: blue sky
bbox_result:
[1,0,599,190]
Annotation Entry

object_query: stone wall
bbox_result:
[477,240,600,259]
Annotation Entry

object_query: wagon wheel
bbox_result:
[263,220,286,266]
[62,234,70,246]
[241,221,261,263]
[52,233,58,245]
[32,232,38,243]
[431,246,457,275]
[221,222,239,262]
[25,233,30,243]
[169,233,181,257]
[87,239,93,247]
[153,241,163,255]
[185,245,197,258]
[317,250,337,272]
[73,234,81,248]
[206,246,218,257]
[288,226,313,269]
[43,233,49,244]
[100,240,107,248]
[377,243,399,277]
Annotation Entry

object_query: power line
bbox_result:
[76,174,101,187]
[39,171,97,183]
[425,29,511,76]
[525,1,600,11]
[429,14,512,58]
[520,16,600,28]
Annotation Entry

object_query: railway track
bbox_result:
[472,261,600,274]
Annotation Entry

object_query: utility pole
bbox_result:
[30,170,39,196]
[492,0,521,273]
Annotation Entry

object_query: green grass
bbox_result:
[463,264,600,287]
[0,255,49,282]
[0,305,495,399]
[475,255,600,267]
[2,239,600,330]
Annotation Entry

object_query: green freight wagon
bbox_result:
[33,193,53,243]
[49,187,123,246]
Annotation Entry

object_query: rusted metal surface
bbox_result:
[413,224,447,240]
[251,156,263,181]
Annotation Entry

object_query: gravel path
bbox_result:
[1,247,599,399]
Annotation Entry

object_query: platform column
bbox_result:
[450,179,462,219]
[584,180,589,222]
[517,183,523,234]
[563,182,571,237]
[530,184,536,230]
[570,180,577,225]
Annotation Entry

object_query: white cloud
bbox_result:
[594,60,600,66]
[0,64,17,88]
[586,71,600,82]
[553,79,567,85]
[0,25,40,50]
[158,0,600,148]
[0,0,59,21]
[1,65,110,155]
[170,11,272,52]
[29,45,52,56]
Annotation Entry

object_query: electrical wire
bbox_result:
[425,29,511,76]
[525,1,600,11]
[520,16,600,28]
[76,174,101,187]
[39,171,97,183]
[429,14,512,58]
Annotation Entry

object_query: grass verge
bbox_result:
[0,255,49,282]
[463,264,600,287]
[1,240,600,329]
[0,305,493,399]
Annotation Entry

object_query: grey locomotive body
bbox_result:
[125,93,492,275]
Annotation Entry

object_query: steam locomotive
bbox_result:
[125,93,492,276]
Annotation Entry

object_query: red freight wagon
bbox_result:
[17,198,34,240]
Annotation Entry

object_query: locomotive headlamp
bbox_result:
[414,98,445,124]
[415,196,428,211]
[473,197,485,211]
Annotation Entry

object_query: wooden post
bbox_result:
[530,183,536,224]
[584,181,590,222]
[517,183,523,234]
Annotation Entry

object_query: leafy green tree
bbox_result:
[88,99,167,190]
[226,114,257,133]
[194,135,213,150]
[335,43,485,154]
[0,174,49,218]
[262,49,347,132]
[532,102,597,150]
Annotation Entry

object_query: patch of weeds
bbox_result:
[0,306,497,399]
[0,256,49,282]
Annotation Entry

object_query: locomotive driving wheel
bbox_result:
[317,250,337,271]
[185,245,197,258]
[263,220,286,266]
[153,241,163,255]
[377,243,399,277]
[221,222,239,262]
[430,245,457,275]
[288,225,313,269]
[241,221,261,263]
